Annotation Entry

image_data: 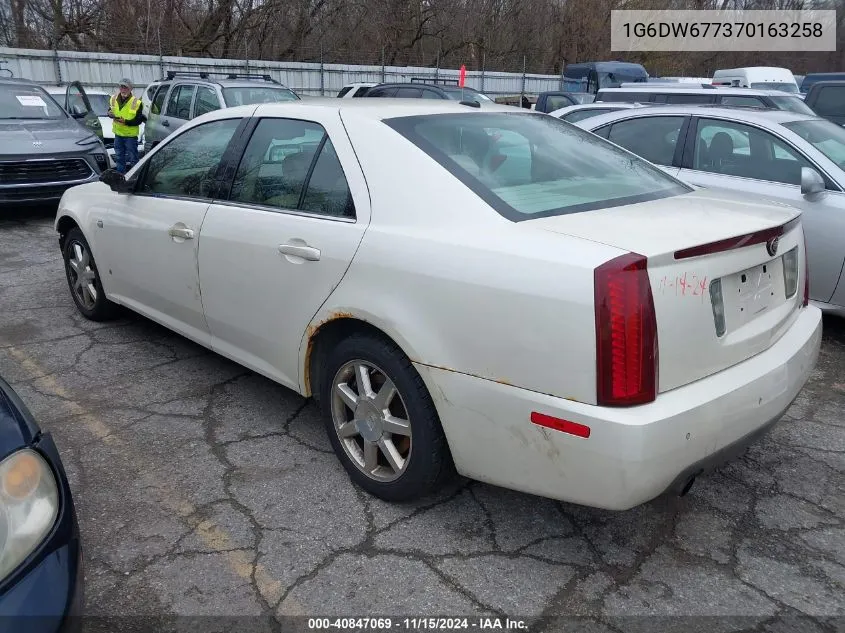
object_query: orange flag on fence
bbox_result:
[459,64,466,87]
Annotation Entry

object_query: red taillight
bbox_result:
[803,233,810,307]
[594,253,658,407]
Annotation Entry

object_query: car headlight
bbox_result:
[76,135,101,146]
[0,449,59,581]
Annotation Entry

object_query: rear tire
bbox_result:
[62,228,119,321]
[319,332,454,502]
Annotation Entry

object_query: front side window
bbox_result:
[810,86,845,116]
[395,87,423,98]
[606,116,686,166]
[692,118,815,186]
[229,118,354,218]
[0,84,66,119]
[151,83,170,115]
[137,118,241,198]
[386,112,691,221]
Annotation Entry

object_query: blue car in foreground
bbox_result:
[0,376,82,632]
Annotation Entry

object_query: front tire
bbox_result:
[319,332,454,502]
[62,227,119,321]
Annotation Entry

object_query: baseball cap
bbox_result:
[119,78,133,88]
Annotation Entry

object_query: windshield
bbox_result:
[441,87,492,102]
[0,84,66,119]
[782,118,845,169]
[385,112,691,221]
[600,72,647,88]
[769,95,815,115]
[750,82,798,94]
[222,86,299,106]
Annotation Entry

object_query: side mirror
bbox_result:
[800,167,825,197]
[99,169,132,193]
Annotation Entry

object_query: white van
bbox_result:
[712,67,799,93]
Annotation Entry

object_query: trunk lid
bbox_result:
[524,188,805,393]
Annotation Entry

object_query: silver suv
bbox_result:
[144,72,299,152]
[0,77,106,208]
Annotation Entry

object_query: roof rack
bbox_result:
[225,73,279,83]
[410,77,460,86]
[163,71,280,84]
[166,71,210,80]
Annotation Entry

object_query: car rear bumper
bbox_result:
[416,304,822,510]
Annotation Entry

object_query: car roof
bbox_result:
[597,86,800,97]
[0,77,39,87]
[575,103,821,128]
[204,98,520,122]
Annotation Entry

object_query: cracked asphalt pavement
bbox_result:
[1,211,844,632]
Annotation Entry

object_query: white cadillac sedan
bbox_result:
[54,99,823,511]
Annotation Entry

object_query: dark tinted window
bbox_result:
[665,93,712,104]
[606,116,685,166]
[151,83,170,115]
[395,87,423,98]
[139,119,241,198]
[598,91,648,103]
[421,89,442,99]
[337,86,353,98]
[812,86,845,115]
[352,87,371,97]
[367,87,396,98]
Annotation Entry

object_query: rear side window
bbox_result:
[337,86,353,97]
[812,86,845,115]
[386,112,690,221]
[193,86,220,117]
[606,116,686,166]
[151,83,170,115]
[166,84,195,119]
[367,88,396,98]
[395,87,423,98]
[597,91,647,103]
[665,93,712,104]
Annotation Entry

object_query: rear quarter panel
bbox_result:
[302,113,624,404]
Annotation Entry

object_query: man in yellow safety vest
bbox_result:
[108,78,146,173]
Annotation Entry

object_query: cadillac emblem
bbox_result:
[766,236,779,257]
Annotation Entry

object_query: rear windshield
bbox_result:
[440,87,492,102]
[0,84,66,119]
[385,112,691,221]
[768,95,815,115]
[783,118,845,169]
[222,86,299,106]
[750,82,798,94]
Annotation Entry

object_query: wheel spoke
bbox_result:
[373,378,396,411]
[337,421,359,439]
[336,383,359,411]
[73,244,83,262]
[355,363,374,398]
[86,282,98,303]
[382,414,411,437]
[68,259,80,274]
[80,248,90,269]
[378,438,405,473]
[73,277,83,292]
[363,441,378,473]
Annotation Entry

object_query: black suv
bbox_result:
[0,77,106,208]
[365,79,493,103]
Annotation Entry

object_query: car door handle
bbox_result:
[162,120,170,127]
[279,243,320,261]
[168,225,194,240]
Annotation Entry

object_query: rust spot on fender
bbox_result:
[302,311,357,396]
